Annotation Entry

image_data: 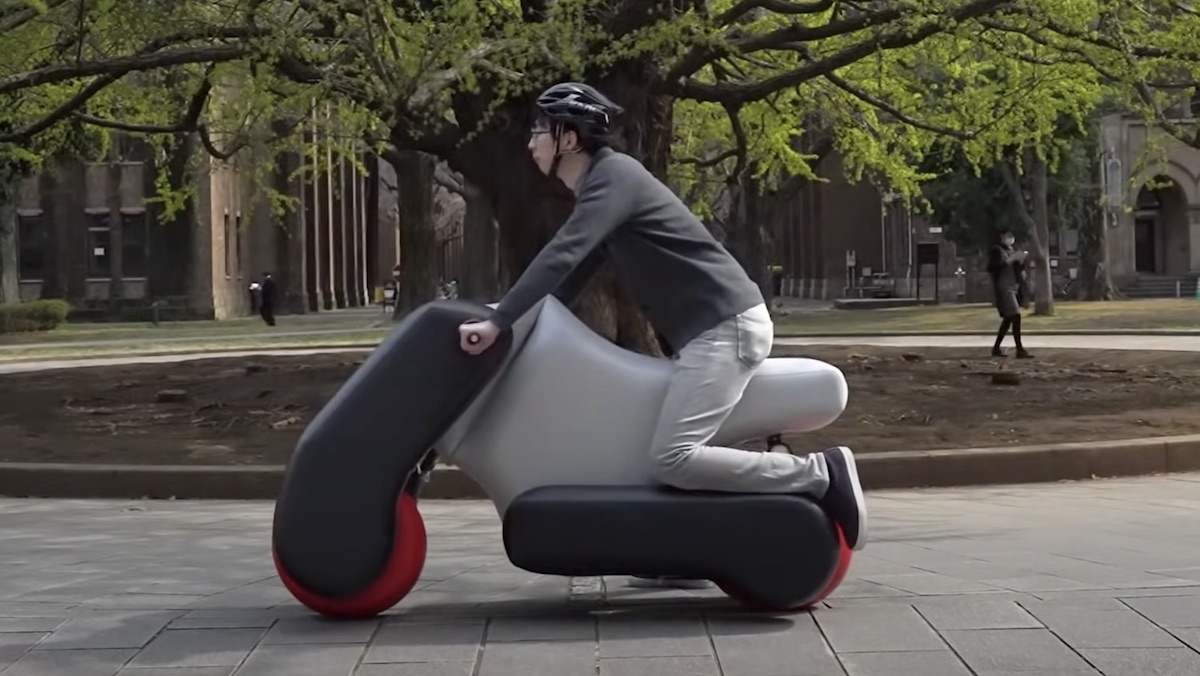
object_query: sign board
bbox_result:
[916,242,940,266]
[928,226,943,234]
[845,250,857,268]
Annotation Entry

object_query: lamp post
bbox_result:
[1103,149,1123,227]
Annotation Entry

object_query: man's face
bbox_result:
[1001,233,1015,246]
[527,121,576,175]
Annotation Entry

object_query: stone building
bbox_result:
[14,136,401,320]
[769,150,961,301]
[1099,112,1200,295]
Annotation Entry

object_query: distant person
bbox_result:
[383,264,401,313]
[987,228,1032,358]
[259,272,277,327]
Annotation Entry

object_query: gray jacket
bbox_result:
[490,147,764,352]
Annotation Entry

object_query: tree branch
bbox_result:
[668,0,1012,105]
[822,71,975,140]
[0,44,243,95]
[996,153,1040,236]
[0,71,123,142]
[677,148,738,168]
[717,0,834,26]
[68,79,213,134]
[664,2,905,84]
[726,103,749,180]
[0,0,73,35]
[433,163,465,195]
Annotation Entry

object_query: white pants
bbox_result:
[648,303,830,495]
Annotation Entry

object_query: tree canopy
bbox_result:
[5,0,1194,177]
[3,0,1200,314]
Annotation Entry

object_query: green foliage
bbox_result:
[0,299,71,333]
[920,126,1103,254]
[1,0,1200,245]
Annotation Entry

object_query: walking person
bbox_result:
[259,272,277,327]
[988,228,1032,358]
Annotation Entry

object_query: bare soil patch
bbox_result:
[1,346,1196,465]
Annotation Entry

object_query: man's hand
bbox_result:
[459,320,500,355]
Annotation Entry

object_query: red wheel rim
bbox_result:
[716,524,853,612]
[274,492,427,618]
[803,524,853,607]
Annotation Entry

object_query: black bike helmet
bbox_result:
[535,82,623,141]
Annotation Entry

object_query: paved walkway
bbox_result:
[3,474,1200,675]
[777,334,1200,352]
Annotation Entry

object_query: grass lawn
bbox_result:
[2,298,1197,361]
[0,310,389,347]
[0,330,388,363]
[775,299,1200,335]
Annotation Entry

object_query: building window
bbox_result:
[17,213,46,281]
[223,211,232,279]
[122,210,148,279]
[87,212,112,278]
[235,212,243,278]
[1064,228,1079,256]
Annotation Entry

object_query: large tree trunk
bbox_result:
[724,166,774,303]
[36,164,64,299]
[1028,153,1054,316]
[147,134,196,300]
[449,60,672,356]
[1078,209,1117,300]
[0,165,19,306]
[998,151,1055,316]
[459,179,499,302]
[388,149,438,317]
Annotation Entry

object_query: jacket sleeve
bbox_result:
[552,244,609,309]
[489,161,634,329]
[986,245,1011,276]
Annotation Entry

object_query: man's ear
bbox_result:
[562,129,581,152]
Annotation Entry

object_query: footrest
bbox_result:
[502,485,841,607]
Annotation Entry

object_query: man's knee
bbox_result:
[649,443,698,488]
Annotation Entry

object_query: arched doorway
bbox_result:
[1133,177,1190,275]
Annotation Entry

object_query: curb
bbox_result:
[4,434,1200,500]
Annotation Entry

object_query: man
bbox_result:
[259,272,277,327]
[987,228,1033,359]
[456,82,868,581]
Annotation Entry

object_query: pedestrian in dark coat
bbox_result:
[987,228,1033,358]
[259,272,277,327]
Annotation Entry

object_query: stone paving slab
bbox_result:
[5,474,1200,674]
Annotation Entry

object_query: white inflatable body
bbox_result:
[273,295,855,618]
[439,296,849,514]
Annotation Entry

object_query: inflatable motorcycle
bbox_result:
[272,296,855,617]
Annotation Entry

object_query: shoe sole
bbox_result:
[830,445,868,551]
